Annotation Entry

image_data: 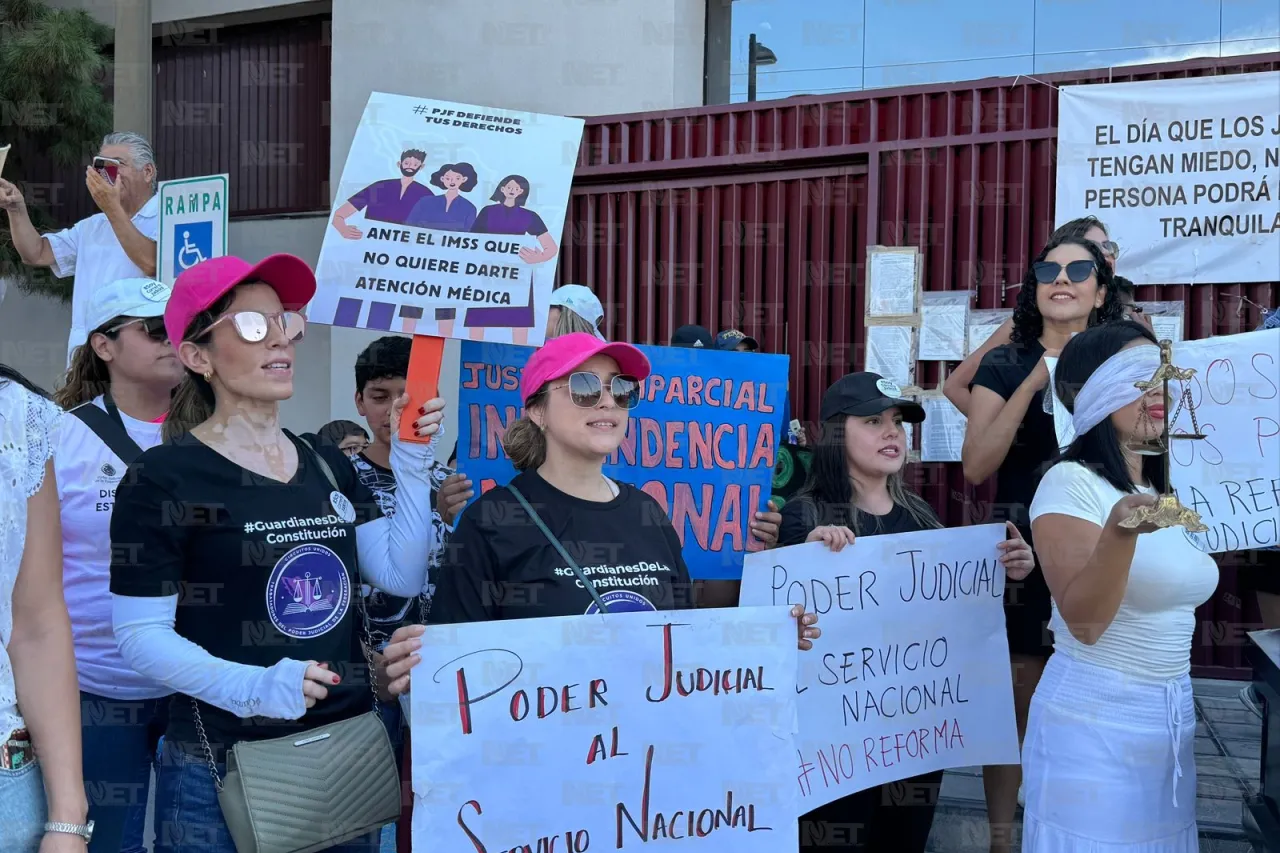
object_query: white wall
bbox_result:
[326,0,707,443]
[0,283,73,392]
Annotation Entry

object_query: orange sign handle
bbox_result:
[398,334,446,444]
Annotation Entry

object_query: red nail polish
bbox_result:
[332,676,341,684]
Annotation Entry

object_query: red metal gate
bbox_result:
[561,52,1280,679]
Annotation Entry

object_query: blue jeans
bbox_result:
[153,741,382,853]
[0,760,46,853]
[81,691,167,853]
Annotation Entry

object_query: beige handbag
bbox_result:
[190,439,401,853]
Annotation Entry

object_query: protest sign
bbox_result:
[1055,72,1280,285]
[1171,329,1280,552]
[310,93,584,346]
[410,606,799,852]
[740,525,1019,809]
[456,341,790,580]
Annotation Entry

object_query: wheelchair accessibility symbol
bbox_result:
[172,221,213,279]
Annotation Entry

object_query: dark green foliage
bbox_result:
[0,0,112,301]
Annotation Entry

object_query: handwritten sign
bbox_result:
[1171,329,1280,552]
[409,607,799,852]
[310,92,584,346]
[739,525,1019,809]
[456,341,790,580]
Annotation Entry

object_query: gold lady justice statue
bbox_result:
[1119,340,1209,532]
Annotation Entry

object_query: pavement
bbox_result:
[925,678,1262,852]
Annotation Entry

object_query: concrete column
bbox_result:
[112,0,153,136]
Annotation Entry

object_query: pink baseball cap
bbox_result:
[164,254,317,346]
[520,332,651,404]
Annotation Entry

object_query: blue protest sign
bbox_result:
[456,341,790,579]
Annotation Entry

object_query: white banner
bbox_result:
[739,525,1019,810]
[1055,72,1280,285]
[1171,329,1280,552]
[410,607,799,852]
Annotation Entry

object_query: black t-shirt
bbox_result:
[109,430,382,752]
[778,495,928,546]
[428,470,695,623]
[970,341,1058,533]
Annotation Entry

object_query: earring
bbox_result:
[202,370,213,382]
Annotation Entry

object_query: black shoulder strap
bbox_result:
[69,396,144,465]
[507,483,609,614]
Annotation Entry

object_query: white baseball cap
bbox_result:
[86,277,172,334]
[550,284,605,340]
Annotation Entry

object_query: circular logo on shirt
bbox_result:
[584,590,657,616]
[100,462,117,478]
[265,544,352,639]
[875,378,902,398]
[1183,528,1212,554]
[329,491,356,523]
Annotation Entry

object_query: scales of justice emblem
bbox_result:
[283,572,335,615]
[1119,339,1209,533]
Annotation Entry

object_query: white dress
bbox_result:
[1022,461,1219,852]
[0,379,62,745]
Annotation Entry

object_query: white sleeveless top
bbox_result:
[1030,460,1219,680]
[0,379,62,743]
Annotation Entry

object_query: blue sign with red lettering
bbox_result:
[456,340,790,579]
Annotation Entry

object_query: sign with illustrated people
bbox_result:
[156,174,228,285]
[409,607,800,853]
[456,341,791,579]
[310,93,585,347]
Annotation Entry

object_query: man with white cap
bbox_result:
[53,276,182,853]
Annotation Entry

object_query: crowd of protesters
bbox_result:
[0,145,1276,853]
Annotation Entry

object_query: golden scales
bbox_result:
[1119,340,1209,533]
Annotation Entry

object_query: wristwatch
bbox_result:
[44,820,94,843]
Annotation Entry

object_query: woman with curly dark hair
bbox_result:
[959,234,1122,851]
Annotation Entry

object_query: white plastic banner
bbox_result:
[1056,72,1280,285]
[410,607,800,852]
[1172,329,1280,552]
[740,525,1019,810]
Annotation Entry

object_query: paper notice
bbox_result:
[867,250,918,316]
[0,145,9,178]
[866,325,914,387]
[921,396,967,462]
[919,292,968,360]
[966,309,1014,356]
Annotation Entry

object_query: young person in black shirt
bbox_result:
[958,234,1122,849]
[107,254,446,853]
[783,372,1034,853]
[376,332,820,686]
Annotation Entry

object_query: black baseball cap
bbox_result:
[820,372,925,424]
[670,324,715,348]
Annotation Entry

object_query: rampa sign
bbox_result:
[157,174,229,285]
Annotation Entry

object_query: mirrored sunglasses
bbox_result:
[107,316,168,342]
[200,310,306,343]
[1096,239,1121,259]
[551,372,642,409]
[1033,259,1096,285]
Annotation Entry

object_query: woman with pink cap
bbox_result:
[375,332,820,688]
[107,254,446,853]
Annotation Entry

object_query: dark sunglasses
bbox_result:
[106,316,167,342]
[548,372,641,409]
[197,310,306,343]
[1033,259,1097,285]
